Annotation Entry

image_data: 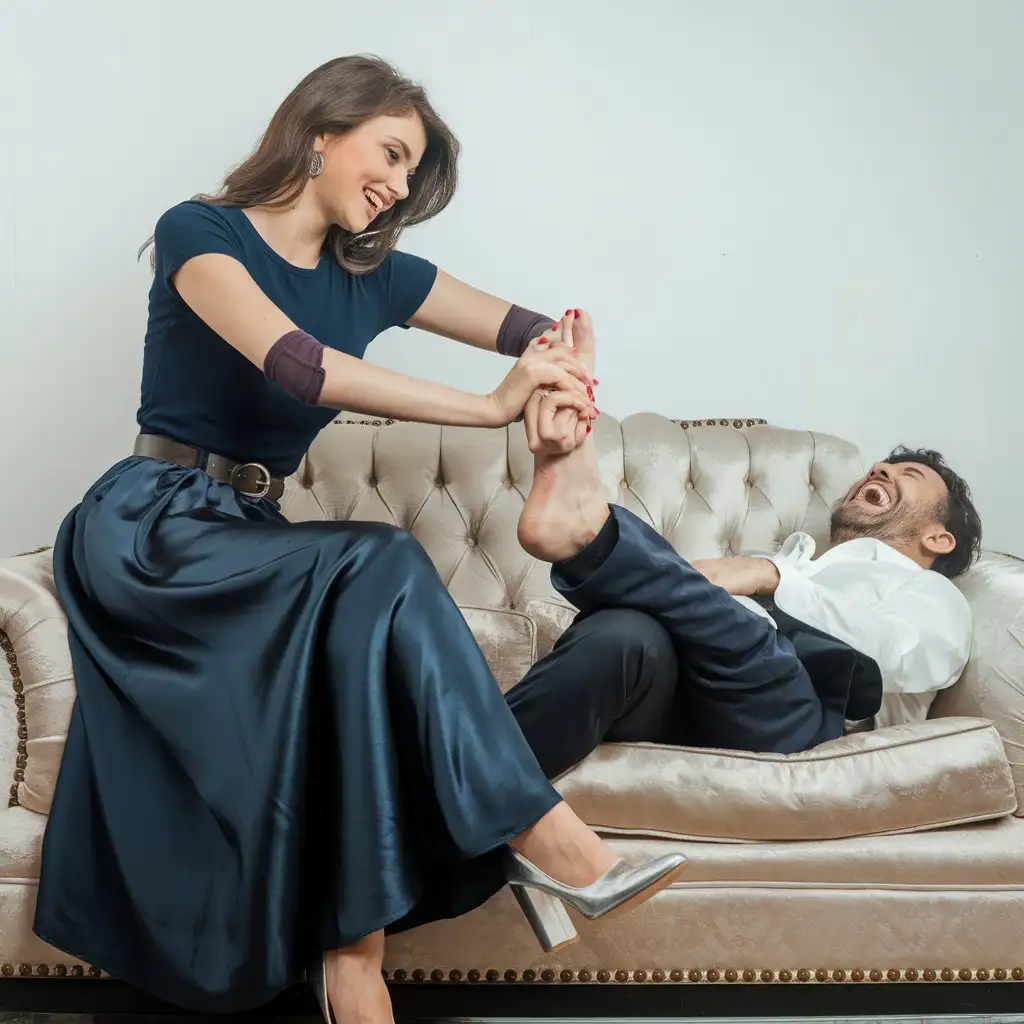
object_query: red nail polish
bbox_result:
[551,323,559,331]
[592,378,600,385]
[565,309,573,317]
[586,424,592,433]
[574,309,581,318]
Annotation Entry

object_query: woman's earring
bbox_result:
[309,152,324,178]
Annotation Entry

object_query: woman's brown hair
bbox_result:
[141,55,459,274]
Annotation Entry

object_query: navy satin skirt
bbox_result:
[34,457,559,1012]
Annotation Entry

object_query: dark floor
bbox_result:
[0,1014,982,1022]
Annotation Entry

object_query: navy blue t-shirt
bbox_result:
[140,201,438,474]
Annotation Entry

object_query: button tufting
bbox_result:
[685,481,694,490]
[367,477,378,488]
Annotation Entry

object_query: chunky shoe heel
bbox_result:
[510,882,579,952]
[504,847,687,952]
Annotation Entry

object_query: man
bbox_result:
[502,312,982,780]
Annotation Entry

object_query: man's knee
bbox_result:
[567,608,676,675]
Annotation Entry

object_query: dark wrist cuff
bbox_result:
[497,305,553,357]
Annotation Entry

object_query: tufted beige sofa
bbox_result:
[1,413,1023,1010]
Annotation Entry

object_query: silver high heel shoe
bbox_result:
[504,848,687,952]
[308,954,336,1024]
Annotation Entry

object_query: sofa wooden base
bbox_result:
[0,976,1021,1020]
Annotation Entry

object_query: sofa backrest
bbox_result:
[281,413,864,610]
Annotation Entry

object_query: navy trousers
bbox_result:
[506,505,842,775]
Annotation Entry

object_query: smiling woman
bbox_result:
[157,56,460,274]
[33,51,676,1024]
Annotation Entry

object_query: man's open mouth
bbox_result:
[855,481,893,510]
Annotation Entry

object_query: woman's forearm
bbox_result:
[406,270,553,356]
[319,348,498,427]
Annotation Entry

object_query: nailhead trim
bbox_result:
[0,629,27,809]
[378,965,1024,984]
[0,963,103,978]
[675,418,768,430]
[331,418,771,432]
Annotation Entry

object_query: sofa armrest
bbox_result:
[932,551,1024,814]
[0,549,74,815]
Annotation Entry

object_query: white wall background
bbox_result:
[1,0,1020,557]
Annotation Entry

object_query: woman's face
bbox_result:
[314,113,428,233]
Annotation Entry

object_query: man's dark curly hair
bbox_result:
[886,446,982,578]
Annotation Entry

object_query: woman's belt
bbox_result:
[132,433,286,501]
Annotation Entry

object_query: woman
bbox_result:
[35,55,685,1022]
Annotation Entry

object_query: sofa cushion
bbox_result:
[382,816,1024,978]
[520,598,576,660]
[556,717,1016,842]
[459,606,536,693]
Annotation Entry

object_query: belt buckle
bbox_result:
[230,462,273,499]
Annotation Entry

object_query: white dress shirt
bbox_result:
[732,533,972,728]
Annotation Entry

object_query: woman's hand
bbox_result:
[484,333,595,426]
[522,308,598,452]
[523,388,593,454]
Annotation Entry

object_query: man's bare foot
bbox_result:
[517,305,608,562]
[324,932,393,1024]
[517,439,609,563]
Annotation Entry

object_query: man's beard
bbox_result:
[829,499,927,547]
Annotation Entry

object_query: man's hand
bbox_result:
[691,556,780,597]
